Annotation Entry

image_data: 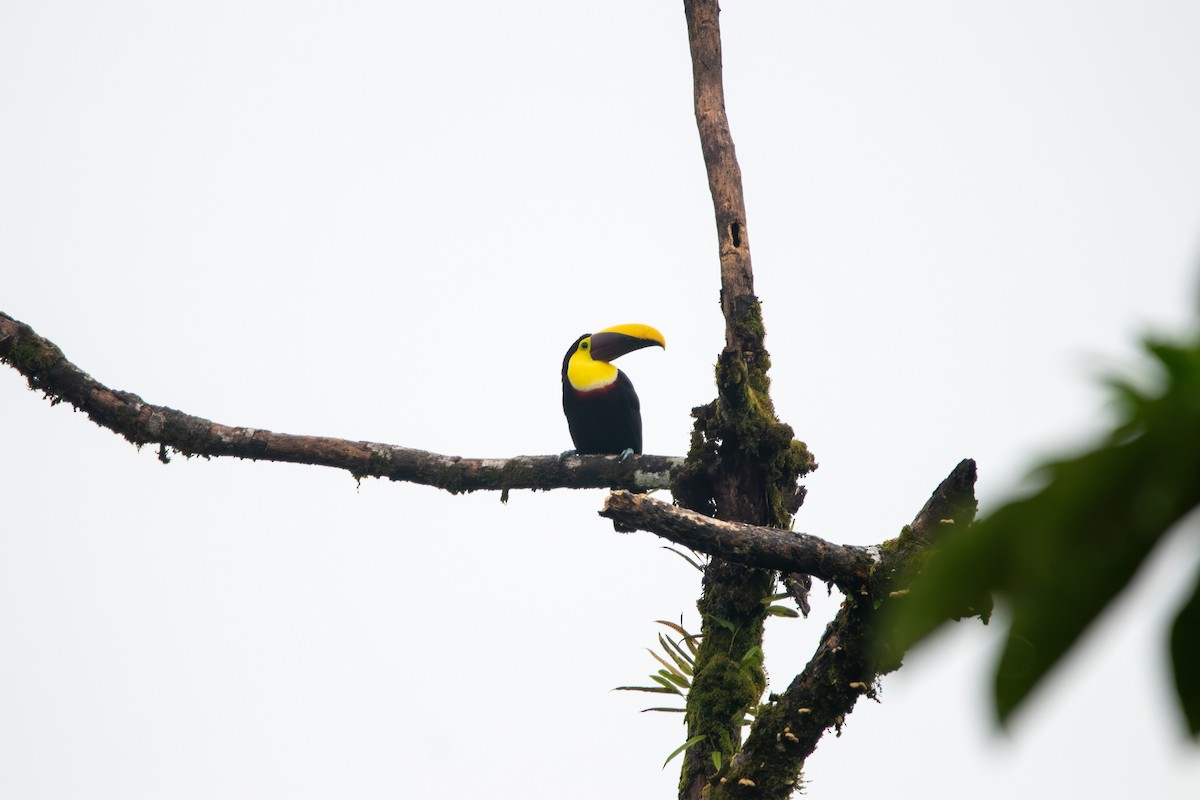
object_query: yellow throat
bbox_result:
[567,337,619,391]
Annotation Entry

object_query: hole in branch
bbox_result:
[730,222,742,247]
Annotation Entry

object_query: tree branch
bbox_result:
[678,4,810,797]
[711,460,980,800]
[0,311,681,493]
[601,490,877,589]
[685,0,756,352]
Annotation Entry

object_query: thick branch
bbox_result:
[0,312,681,493]
[712,460,979,800]
[601,491,876,589]
[679,4,793,798]
[685,0,756,352]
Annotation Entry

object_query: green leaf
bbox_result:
[647,649,690,685]
[739,645,762,668]
[641,706,687,714]
[659,668,690,689]
[663,735,706,769]
[614,685,678,694]
[760,592,791,604]
[708,615,738,633]
[657,620,701,655]
[1170,565,1200,737]
[662,546,706,572]
[659,633,695,675]
[881,336,1200,727]
[656,619,690,637]
[711,750,722,770]
[765,604,800,618]
[649,674,685,696]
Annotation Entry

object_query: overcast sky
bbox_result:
[3,2,1200,798]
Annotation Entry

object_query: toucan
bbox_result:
[561,323,666,458]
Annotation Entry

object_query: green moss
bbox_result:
[687,652,761,754]
[3,336,66,397]
[879,525,917,559]
[364,450,392,480]
[6,339,60,373]
[672,297,819,794]
[432,463,467,494]
[670,404,720,516]
[877,524,936,584]
[731,300,767,351]
[712,329,816,529]
[679,561,775,794]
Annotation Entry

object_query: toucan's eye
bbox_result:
[581,340,590,351]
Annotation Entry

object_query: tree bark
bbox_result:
[601,491,876,589]
[685,0,756,353]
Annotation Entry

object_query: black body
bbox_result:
[561,334,643,455]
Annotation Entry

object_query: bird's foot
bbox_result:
[618,448,635,463]
[557,449,578,463]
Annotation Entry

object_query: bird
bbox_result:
[561,323,666,459]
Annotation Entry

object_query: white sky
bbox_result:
[3,1,1200,798]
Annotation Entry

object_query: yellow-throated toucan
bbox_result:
[561,323,666,457]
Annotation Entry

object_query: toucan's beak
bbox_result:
[589,323,666,363]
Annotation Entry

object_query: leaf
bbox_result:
[662,546,706,572]
[708,615,738,633]
[711,750,722,770]
[656,619,691,638]
[663,735,707,769]
[765,604,800,618]
[657,620,701,655]
[660,632,695,665]
[641,707,687,714]
[648,674,685,696]
[659,668,690,689]
[659,633,695,675]
[1170,564,1200,737]
[614,685,678,694]
[760,592,791,604]
[739,645,762,668]
[881,336,1200,727]
[647,649,690,685]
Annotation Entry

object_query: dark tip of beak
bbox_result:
[589,331,665,363]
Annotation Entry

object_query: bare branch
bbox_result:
[0,311,681,493]
[685,0,757,352]
[601,491,876,589]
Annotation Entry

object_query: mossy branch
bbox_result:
[707,460,980,800]
[0,311,681,493]
[676,2,821,796]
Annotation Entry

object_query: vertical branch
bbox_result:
[675,3,815,800]
[684,0,757,352]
